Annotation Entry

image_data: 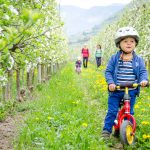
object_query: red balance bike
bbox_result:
[113,82,149,145]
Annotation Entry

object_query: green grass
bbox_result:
[14,63,150,150]
[14,63,108,150]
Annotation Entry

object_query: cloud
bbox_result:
[57,0,132,8]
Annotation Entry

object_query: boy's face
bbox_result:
[84,45,87,48]
[97,45,100,49]
[120,37,136,54]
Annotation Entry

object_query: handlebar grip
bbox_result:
[142,82,150,87]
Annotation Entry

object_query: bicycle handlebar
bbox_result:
[116,82,149,89]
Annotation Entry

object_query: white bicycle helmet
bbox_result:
[115,27,139,47]
[77,56,81,60]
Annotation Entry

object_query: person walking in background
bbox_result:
[81,44,89,68]
[95,44,102,68]
[75,56,82,74]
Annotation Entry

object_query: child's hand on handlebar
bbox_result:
[109,83,116,91]
[140,80,148,87]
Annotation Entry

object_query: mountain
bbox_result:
[60,4,126,36]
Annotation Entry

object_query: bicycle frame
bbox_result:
[114,86,136,135]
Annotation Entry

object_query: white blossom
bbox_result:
[0,76,7,86]
[26,62,31,73]
[3,14,10,20]
[37,57,42,63]
[7,55,14,70]
[9,5,19,15]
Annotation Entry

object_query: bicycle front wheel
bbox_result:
[120,120,135,145]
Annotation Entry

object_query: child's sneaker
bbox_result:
[102,130,111,140]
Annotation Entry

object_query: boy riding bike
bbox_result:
[102,27,149,140]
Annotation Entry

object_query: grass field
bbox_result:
[13,63,150,149]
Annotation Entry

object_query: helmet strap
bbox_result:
[121,50,132,54]
[120,48,133,54]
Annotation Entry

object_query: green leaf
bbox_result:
[21,9,31,24]
[0,39,7,49]
[31,11,42,23]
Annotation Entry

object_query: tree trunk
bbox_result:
[57,62,59,70]
[6,70,13,100]
[21,69,25,87]
[148,58,150,75]
[2,86,6,101]
[41,64,46,83]
[44,64,48,80]
[54,64,56,73]
[38,64,42,84]
[16,68,21,101]
[47,64,51,80]
[53,63,56,74]
[32,69,35,85]
[27,71,30,89]
[51,62,54,74]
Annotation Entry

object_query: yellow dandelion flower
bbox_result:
[47,116,52,120]
[35,117,39,121]
[82,123,88,128]
[143,134,150,139]
[143,134,147,139]
[141,121,150,125]
[72,101,79,104]
[134,105,139,109]
[137,102,141,105]
[141,108,146,112]
[147,135,150,138]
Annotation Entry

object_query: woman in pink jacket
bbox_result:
[81,44,89,68]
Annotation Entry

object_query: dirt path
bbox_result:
[0,113,24,150]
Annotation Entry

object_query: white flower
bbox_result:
[9,5,19,15]
[0,76,7,86]
[7,55,14,70]
[37,57,42,63]
[3,14,10,20]
[25,60,28,64]
[33,63,37,68]
[26,62,31,72]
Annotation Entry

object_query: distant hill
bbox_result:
[60,4,126,36]
[68,15,119,47]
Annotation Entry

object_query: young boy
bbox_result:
[75,57,82,73]
[102,27,149,139]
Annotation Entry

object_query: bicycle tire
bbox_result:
[120,120,135,145]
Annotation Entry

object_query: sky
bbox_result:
[56,0,132,9]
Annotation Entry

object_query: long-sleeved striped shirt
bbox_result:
[116,59,137,89]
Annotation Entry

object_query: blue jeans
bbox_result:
[96,57,101,67]
[103,89,138,133]
[83,57,88,68]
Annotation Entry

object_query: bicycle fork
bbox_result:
[114,87,136,136]
[119,87,136,135]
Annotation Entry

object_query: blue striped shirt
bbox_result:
[117,59,137,88]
